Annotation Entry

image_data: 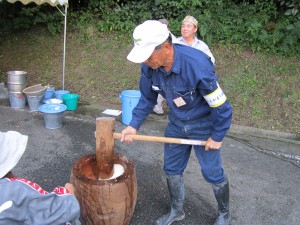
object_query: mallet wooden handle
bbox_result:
[113,133,207,146]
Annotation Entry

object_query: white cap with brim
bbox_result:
[127,20,170,63]
[0,131,28,178]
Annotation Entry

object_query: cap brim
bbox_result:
[127,44,156,63]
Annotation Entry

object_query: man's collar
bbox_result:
[168,44,180,75]
[156,45,180,75]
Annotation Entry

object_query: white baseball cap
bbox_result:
[127,20,170,63]
[0,131,28,178]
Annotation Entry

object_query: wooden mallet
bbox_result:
[112,133,207,146]
[95,117,207,179]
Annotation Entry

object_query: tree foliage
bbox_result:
[0,0,299,56]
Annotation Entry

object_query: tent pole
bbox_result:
[62,4,67,90]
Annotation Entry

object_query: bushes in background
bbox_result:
[0,0,299,57]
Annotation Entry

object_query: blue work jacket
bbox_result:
[129,44,232,142]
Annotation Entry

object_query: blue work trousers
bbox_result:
[163,115,225,185]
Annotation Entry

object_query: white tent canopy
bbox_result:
[6,0,68,89]
[6,0,67,6]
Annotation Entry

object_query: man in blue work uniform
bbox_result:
[121,20,232,225]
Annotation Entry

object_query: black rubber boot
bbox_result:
[155,175,185,225]
[212,177,230,225]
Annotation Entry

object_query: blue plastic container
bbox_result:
[55,90,70,100]
[39,104,67,129]
[119,90,141,125]
[44,89,55,101]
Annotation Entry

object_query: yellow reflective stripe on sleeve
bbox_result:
[203,86,227,108]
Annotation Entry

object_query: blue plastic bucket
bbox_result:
[55,90,70,100]
[9,92,26,109]
[119,90,141,125]
[44,89,55,101]
[39,104,67,129]
[27,94,44,111]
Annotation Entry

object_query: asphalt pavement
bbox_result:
[0,97,299,225]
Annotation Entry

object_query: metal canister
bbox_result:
[6,71,27,93]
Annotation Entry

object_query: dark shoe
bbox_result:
[155,175,185,225]
[212,177,230,225]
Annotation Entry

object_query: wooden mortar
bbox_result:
[70,117,137,225]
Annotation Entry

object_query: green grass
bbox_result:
[214,46,300,134]
[0,27,299,135]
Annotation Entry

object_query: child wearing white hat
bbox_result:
[0,131,80,225]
